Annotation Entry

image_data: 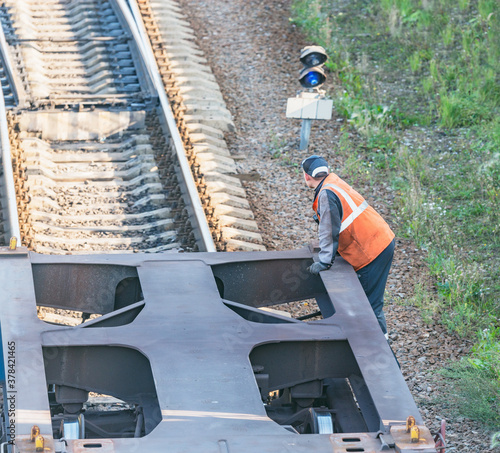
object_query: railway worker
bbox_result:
[301,155,395,338]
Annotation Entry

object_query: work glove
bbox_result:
[307,261,330,275]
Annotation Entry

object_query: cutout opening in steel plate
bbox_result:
[43,345,160,439]
[33,264,144,326]
[211,259,335,322]
[250,341,380,435]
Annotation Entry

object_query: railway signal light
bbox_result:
[286,46,332,149]
[298,46,328,89]
[286,46,333,150]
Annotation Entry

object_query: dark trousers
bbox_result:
[356,238,395,335]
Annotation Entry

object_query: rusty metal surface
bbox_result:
[0,246,436,452]
[8,435,55,453]
[330,432,388,451]
[391,425,437,452]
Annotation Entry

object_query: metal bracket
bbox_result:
[434,419,446,452]
[377,431,396,450]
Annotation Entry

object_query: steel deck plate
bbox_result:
[0,247,435,452]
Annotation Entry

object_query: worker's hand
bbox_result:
[307,262,330,275]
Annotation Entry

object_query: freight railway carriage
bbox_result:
[0,246,438,452]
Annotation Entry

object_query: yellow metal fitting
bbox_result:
[35,434,44,451]
[406,415,416,433]
[9,237,17,250]
[410,425,420,443]
[30,425,40,442]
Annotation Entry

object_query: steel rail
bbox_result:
[114,0,216,252]
[0,28,20,245]
[46,93,139,99]
[7,36,129,43]
[0,23,18,106]
[0,92,21,245]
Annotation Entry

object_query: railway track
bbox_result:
[0,0,265,253]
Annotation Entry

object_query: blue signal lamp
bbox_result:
[299,66,326,88]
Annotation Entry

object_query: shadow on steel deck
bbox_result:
[0,246,436,452]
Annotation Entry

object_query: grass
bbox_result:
[493,432,500,448]
[406,281,437,324]
[268,132,301,169]
[438,359,500,429]
[290,0,500,429]
[268,132,287,159]
[438,325,500,430]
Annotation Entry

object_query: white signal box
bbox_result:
[286,92,333,149]
[286,93,333,120]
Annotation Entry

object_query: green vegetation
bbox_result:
[440,326,500,428]
[493,431,500,448]
[439,325,500,428]
[269,132,300,168]
[290,0,499,428]
[269,132,288,159]
[469,326,500,380]
[439,359,500,429]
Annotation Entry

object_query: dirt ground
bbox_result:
[177,0,493,450]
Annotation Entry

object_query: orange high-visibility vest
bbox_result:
[312,173,395,271]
